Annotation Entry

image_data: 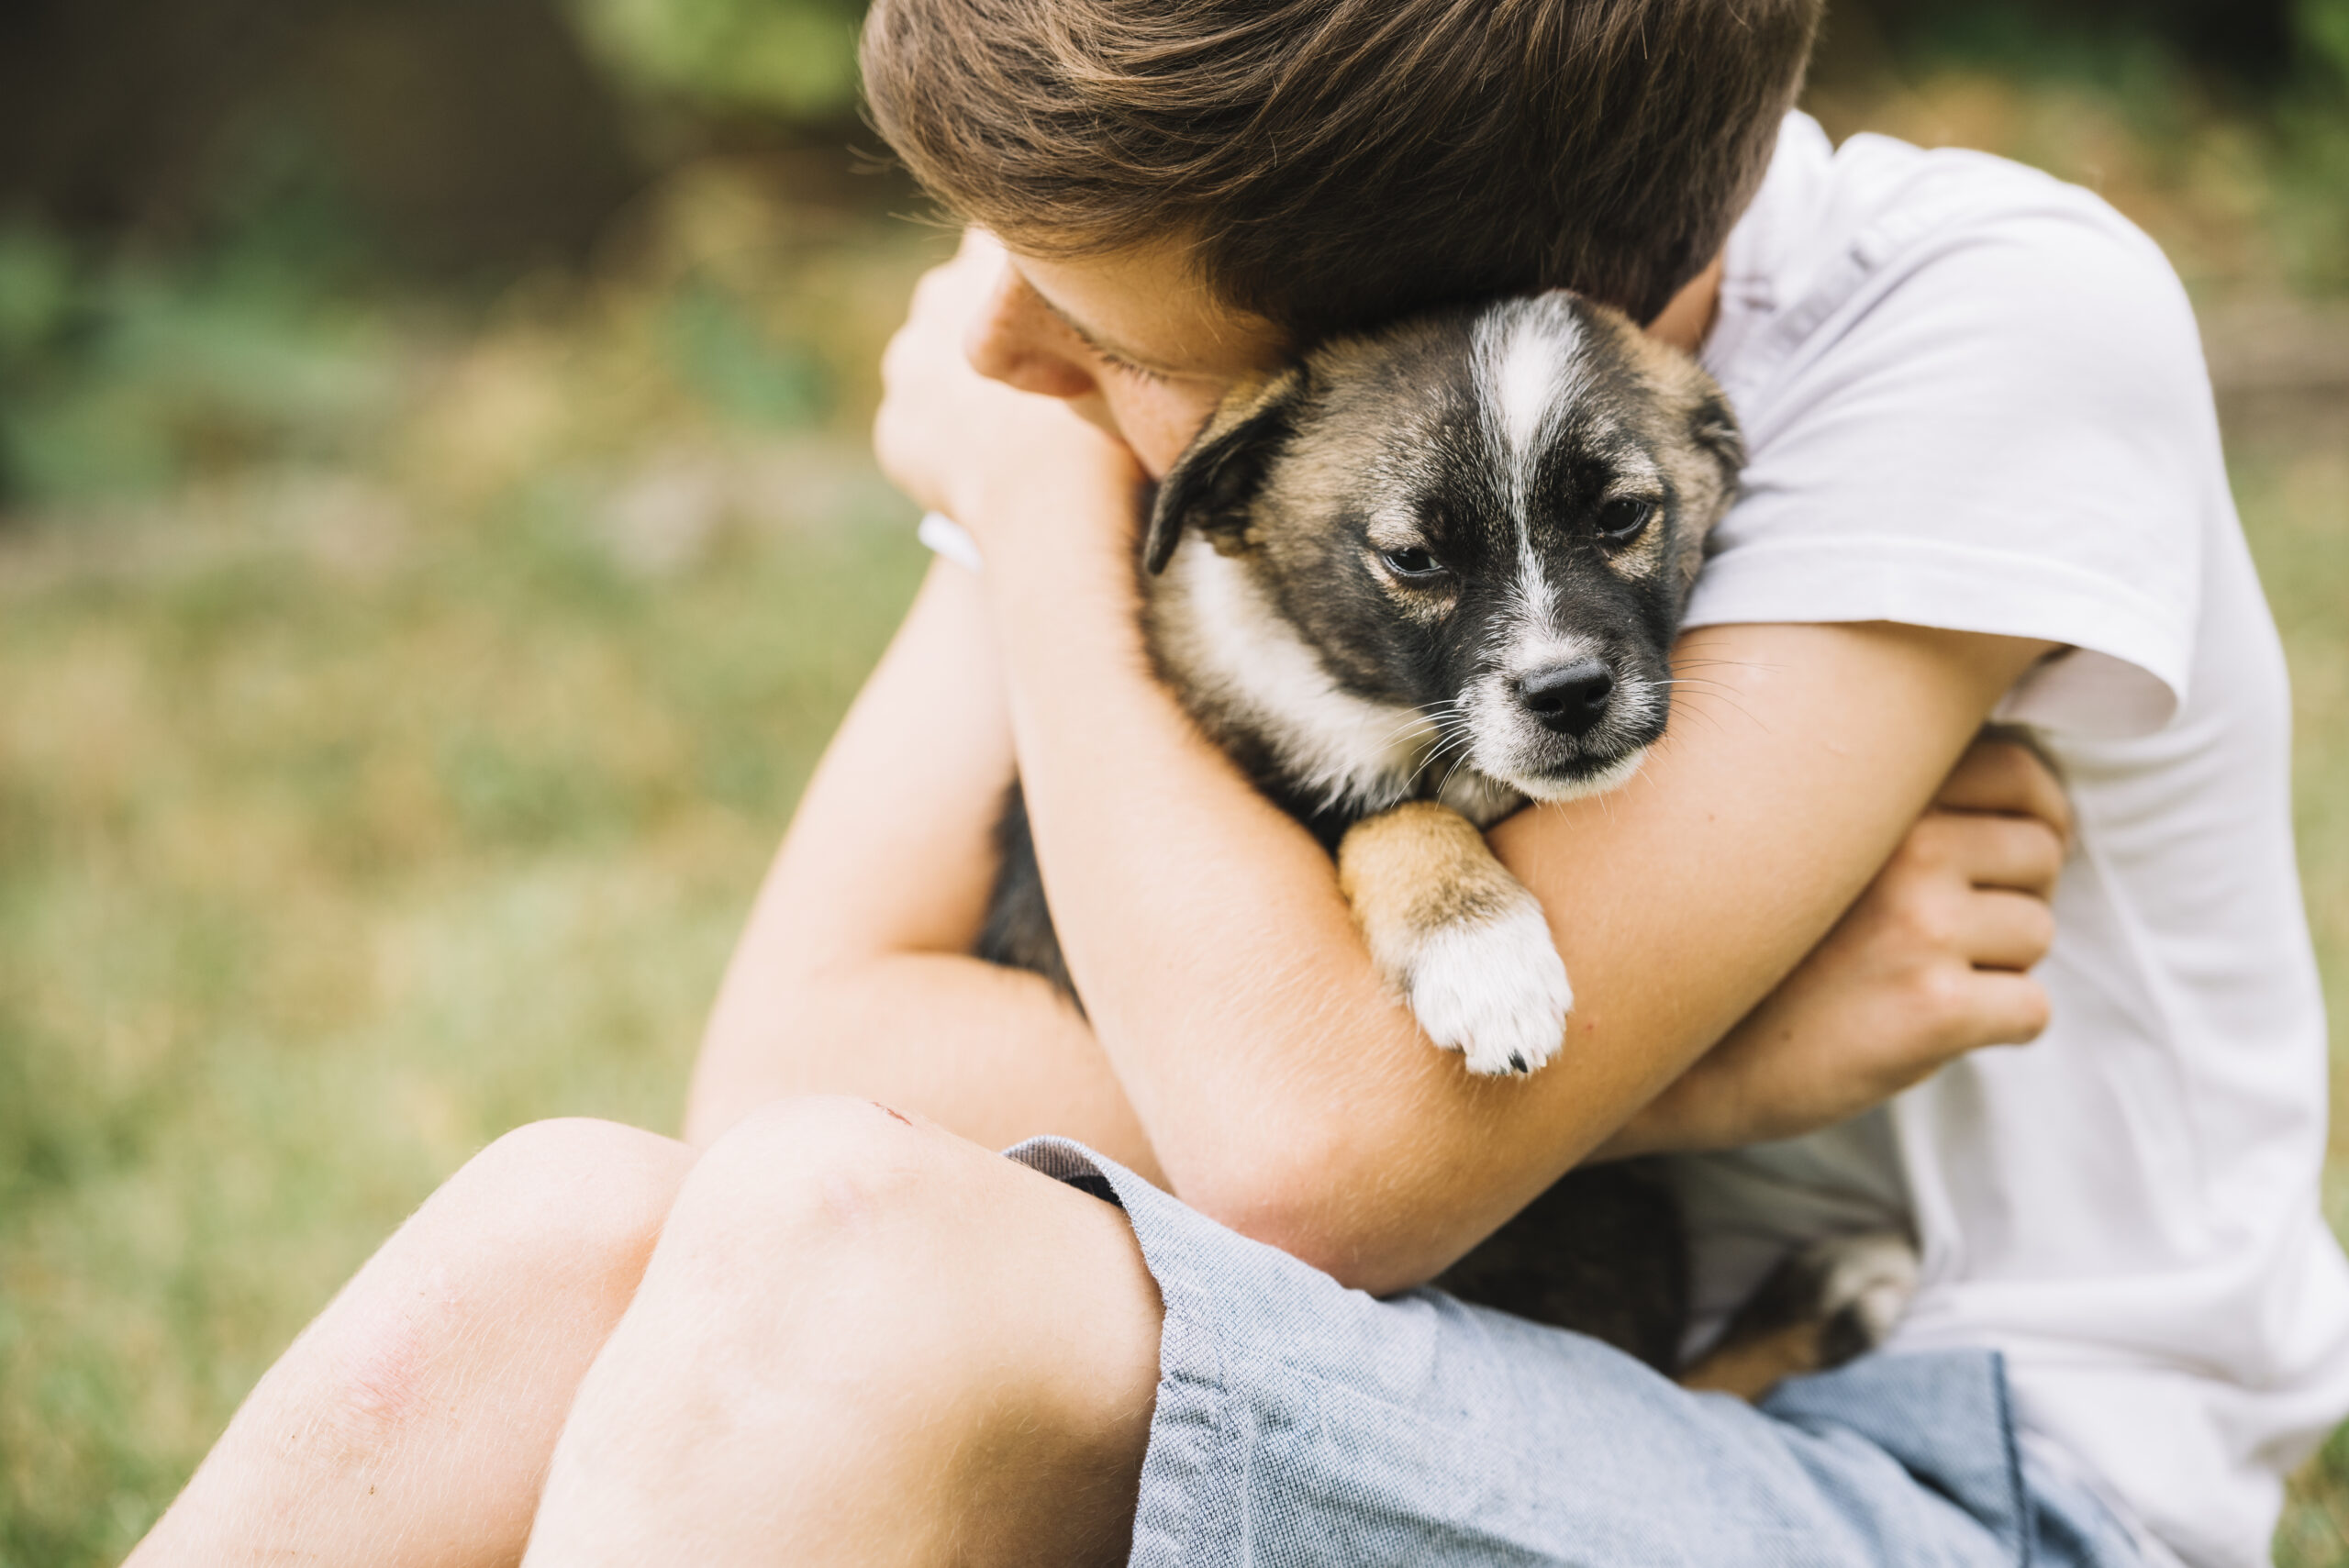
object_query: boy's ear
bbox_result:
[1141,367,1305,575]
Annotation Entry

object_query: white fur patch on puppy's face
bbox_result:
[1476,301,1594,487]
[1490,317,1579,469]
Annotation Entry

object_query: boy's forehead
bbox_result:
[1013,244,1289,382]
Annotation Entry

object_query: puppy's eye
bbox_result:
[1597,498,1654,540]
[1381,547,1444,578]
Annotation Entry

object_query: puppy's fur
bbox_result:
[978,291,1909,1385]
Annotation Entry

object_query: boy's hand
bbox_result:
[873,230,1141,554]
[1602,733,2071,1156]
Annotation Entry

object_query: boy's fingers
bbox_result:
[1957,969,2054,1048]
[1956,887,2058,973]
[1934,810,2066,899]
[1936,736,2073,845]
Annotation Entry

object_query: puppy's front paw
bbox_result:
[1335,801,1570,1077]
[1403,899,1573,1076]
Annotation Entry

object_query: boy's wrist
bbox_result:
[957,440,1140,553]
[1592,1061,1742,1160]
[962,450,1147,614]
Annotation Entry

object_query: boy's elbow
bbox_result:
[684,952,876,1148]
[1168,1130,1447,1298]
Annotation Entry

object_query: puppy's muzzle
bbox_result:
[1514,659,1616,738]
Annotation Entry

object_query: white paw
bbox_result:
[1806,1231,1920,1355]
[1404,900,1573,1076]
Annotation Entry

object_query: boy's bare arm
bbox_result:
[1598,734,2068,1158]
[690,552,2057,1195]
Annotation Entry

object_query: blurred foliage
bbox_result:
[0,227,401,505]
[2307,0,2349,72]
[2278,0,2349,295]
[0,157,928,513]
[567,0,868,119]
[1806,0,2349,297]
[2287,1422,2349,1568]
[0,0,645,272]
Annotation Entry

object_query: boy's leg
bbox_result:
[128,1118,695,1568]
[525,1095,1163,1568]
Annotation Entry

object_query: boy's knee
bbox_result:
[594,1102,1154,1495]
[665,1095,957,1265]
[426,1117,692,1296]
[615,1098,1008,1415]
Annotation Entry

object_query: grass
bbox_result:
[2254,435,2349,1567]
[0,106,2344,1568]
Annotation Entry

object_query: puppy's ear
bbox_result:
[1662,377,1745,597]
[1687,390,1745,494]
[1141,367,1305,575]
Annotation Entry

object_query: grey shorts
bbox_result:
[1008,1137,2145,1568]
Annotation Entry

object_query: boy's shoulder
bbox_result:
[1692,114,2225,744]
[1720,113,2203,407]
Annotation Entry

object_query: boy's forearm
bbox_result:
[1590,742,2070,1160]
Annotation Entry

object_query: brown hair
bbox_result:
[861,0,1820,340]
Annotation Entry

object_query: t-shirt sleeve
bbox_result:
[1686,202,2217,740]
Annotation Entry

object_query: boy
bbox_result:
[131,2,2347,1563]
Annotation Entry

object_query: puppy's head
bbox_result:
[1145,291,1743,803]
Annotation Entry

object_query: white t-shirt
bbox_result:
[1670,112,2349,1568]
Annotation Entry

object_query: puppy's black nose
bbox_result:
[1516,661,1615,736]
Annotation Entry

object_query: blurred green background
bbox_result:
[0,1,2344,1562]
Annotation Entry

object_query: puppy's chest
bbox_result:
[1142,538,1520,842]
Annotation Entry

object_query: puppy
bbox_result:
[975,290,1915,1390]
[981,289,1741,1075]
